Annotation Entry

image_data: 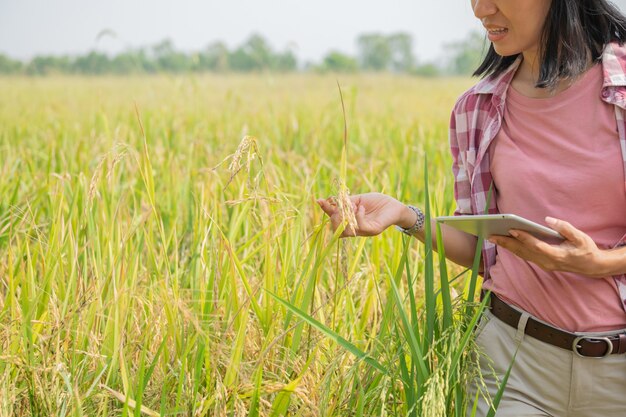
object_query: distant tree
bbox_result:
[321,51,358,72]
[73,51,111,74]
[229,34,273,71]
[26,55,71,75]
[152,39,192,72]
[0,54,23,74]
[228,46,255,71]
[273,50,297,72]
[229,37,260,71]
[0,31,450,76]
[388,33,414,72]
[445,30,487,75]
[244,34,273,69]
[357,32,416,72]
[109,50,146,74]
[197,41,229,72]
[357,33,392,71]
[227,34,297,72]
[135,48,159,73]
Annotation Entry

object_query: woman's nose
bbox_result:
[472,0,498,19]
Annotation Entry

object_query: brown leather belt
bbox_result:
[488,292,626,358]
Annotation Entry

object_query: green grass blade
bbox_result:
[248,366,263,417]
[398,341,417,417]
[266,290,387,374]
[450,294,490,374]
[388,275,429,381]
[422,158,435,346]
[486,349,518,417]
[436,222,453,330]
[466,236,484,307]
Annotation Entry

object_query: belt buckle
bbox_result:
[572,336,613,358]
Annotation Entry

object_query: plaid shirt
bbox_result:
[449,42,626,310]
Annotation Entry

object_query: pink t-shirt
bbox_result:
[486,64,626,332]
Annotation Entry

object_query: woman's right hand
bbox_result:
[316,192,417,237]
[316,192,483,271]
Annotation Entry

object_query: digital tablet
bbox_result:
[435,214,564,243]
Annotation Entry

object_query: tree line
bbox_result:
[0,31,485,76]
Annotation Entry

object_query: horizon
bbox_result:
[2,0,625,65]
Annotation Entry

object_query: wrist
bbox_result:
[396,204,419,229]
[594,247,626,277]
[395,205,425,235]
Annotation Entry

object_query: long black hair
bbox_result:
[474,0,626,88]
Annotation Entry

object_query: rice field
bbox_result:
[0,74,494,416]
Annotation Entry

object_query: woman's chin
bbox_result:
[491,43,523,58]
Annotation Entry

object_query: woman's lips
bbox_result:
[487,28,509,42]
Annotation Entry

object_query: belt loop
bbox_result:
[515,312,530,344]
[619,334,626,354]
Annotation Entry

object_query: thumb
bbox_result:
[545,217,584,244]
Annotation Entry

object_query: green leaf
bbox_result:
[266,290,387,374]
[486,349,518,417]
[423,159,435,347]
[436,222,453,330]
[388,275,429,381]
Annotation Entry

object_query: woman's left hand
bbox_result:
[488,216,609,278]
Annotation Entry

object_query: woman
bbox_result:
[318,0,626,415]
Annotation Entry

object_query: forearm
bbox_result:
[396,206,482,271]
[597,246,626,276]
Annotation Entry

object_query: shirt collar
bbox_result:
[601,42,626,109]
[602,42,626,88]
[473,56,521,96]
[471,42,626,109]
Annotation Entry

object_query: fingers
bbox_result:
[508,229,560,257]
[317,196,366,237]
[489,235,519,252]
[316,198,328,213]
[316,197,337,216]
[487,218,601,274]
[545,217,585,245]
[353,204,367,235]
[316,197,351,237]
[489,235,539,267]
[490,229,568,272]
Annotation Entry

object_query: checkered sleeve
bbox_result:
[449,96,473,215]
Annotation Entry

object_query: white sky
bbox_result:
[1,0,626,64]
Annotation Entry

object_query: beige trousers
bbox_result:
[468,309,626,417]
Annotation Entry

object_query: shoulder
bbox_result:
[604,41,626,62]
[602,42,626,85]
[451,68,510,120]
[450,58,522,137]
[452,84,488,118]
[452,57,521,119]
[450,80,495,137]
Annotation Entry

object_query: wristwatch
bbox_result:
[395,205,425,235]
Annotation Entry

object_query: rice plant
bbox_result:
[0,73,499,416]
